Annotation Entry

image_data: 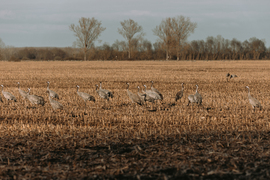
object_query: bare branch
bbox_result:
[69,17,106,60]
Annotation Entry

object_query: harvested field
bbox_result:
[0,60,270,179]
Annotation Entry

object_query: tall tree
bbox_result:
[118,19,144,59]
[153,18,174,60]
[170,16,197,60]
[69,17,106,61]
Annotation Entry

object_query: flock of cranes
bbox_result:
[0,74,263,112]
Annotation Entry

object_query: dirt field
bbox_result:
[0,60,270,179]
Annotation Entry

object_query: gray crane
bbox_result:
[230,74,237,79]
[246,86,262,111]
[26,88,45,107]
[137,86,146,103]
[187,94,196,106]
[76,85,95,109]
[142,85,161,102]
[226,73,230,81]
[99,82,113,99]
[47,81,59,99]
[150,80,163,101]
[1,85,17,103]
[175,83,184,102]
[126,83,144,105]
[46,90,63,111]
[194,84,202,105]
[17,82,28,100]
[187,85,202,106]
[96,84,109,101]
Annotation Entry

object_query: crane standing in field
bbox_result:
[126,83,144,105]
[96,84,109,101]
[230,74,238,79]
[226,73,230,81]
[137,86,146,103]
[99,82,113,99]
[142,85,161,103]
[175,83,184,102]
[194,84,202,105]
[246,86,262,111]
[150,81,163,101]
[76,85,95,110]
[46,90,63,111]
[187,84,202,106]
[47,81,59,99]
[1,85,17,104]
[17,82,28,100]
[26,88,45,108]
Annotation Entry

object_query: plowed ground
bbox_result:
[0,60,270,179]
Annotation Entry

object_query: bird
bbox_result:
[137,86,146,103]
[95,84,109,101]
[126,83,144,105]
[142,85,161,102]
[47,81,59,99]
[46,90,63,110]
[99,82,113,99]
[1,85,17,103]
[26,88,45,107]
[150,81,163,101]
[187,85,202,106]
[246,86,262,111]
[194,84,202,105]
[76,85,95,109]
[17,82,28,100]
[187,93,196,106]
[226,73,230,81]
[175,83,184,102]
[230,74,237,79]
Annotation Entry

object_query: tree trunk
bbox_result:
[84,48,87,61]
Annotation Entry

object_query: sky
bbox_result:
[0,0,270,47]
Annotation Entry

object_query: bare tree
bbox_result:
[118,19,144,59]
[153,18,174,60]
[170,16,197,60]
[69,17,106,61]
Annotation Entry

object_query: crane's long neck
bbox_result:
[182,84,184,91]
[100,82,102,89]
[126,84,129,90]
[196,86,198,93]
[1,86,3,92]
[247,88,251,96]
[137,87,140,93]
[47,83,49,90]
[77,87,79,92]
[151,82,154,88]
[18,84,20,89]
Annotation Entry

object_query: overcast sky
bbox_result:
[1,0,270,47]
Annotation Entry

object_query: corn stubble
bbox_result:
[0,60,270,179]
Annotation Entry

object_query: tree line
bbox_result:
[0,16,269,61]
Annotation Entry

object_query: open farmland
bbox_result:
[0,60,270,179]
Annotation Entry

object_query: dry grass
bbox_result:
[0,60,270,179]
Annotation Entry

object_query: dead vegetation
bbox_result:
[0,60,270,179]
